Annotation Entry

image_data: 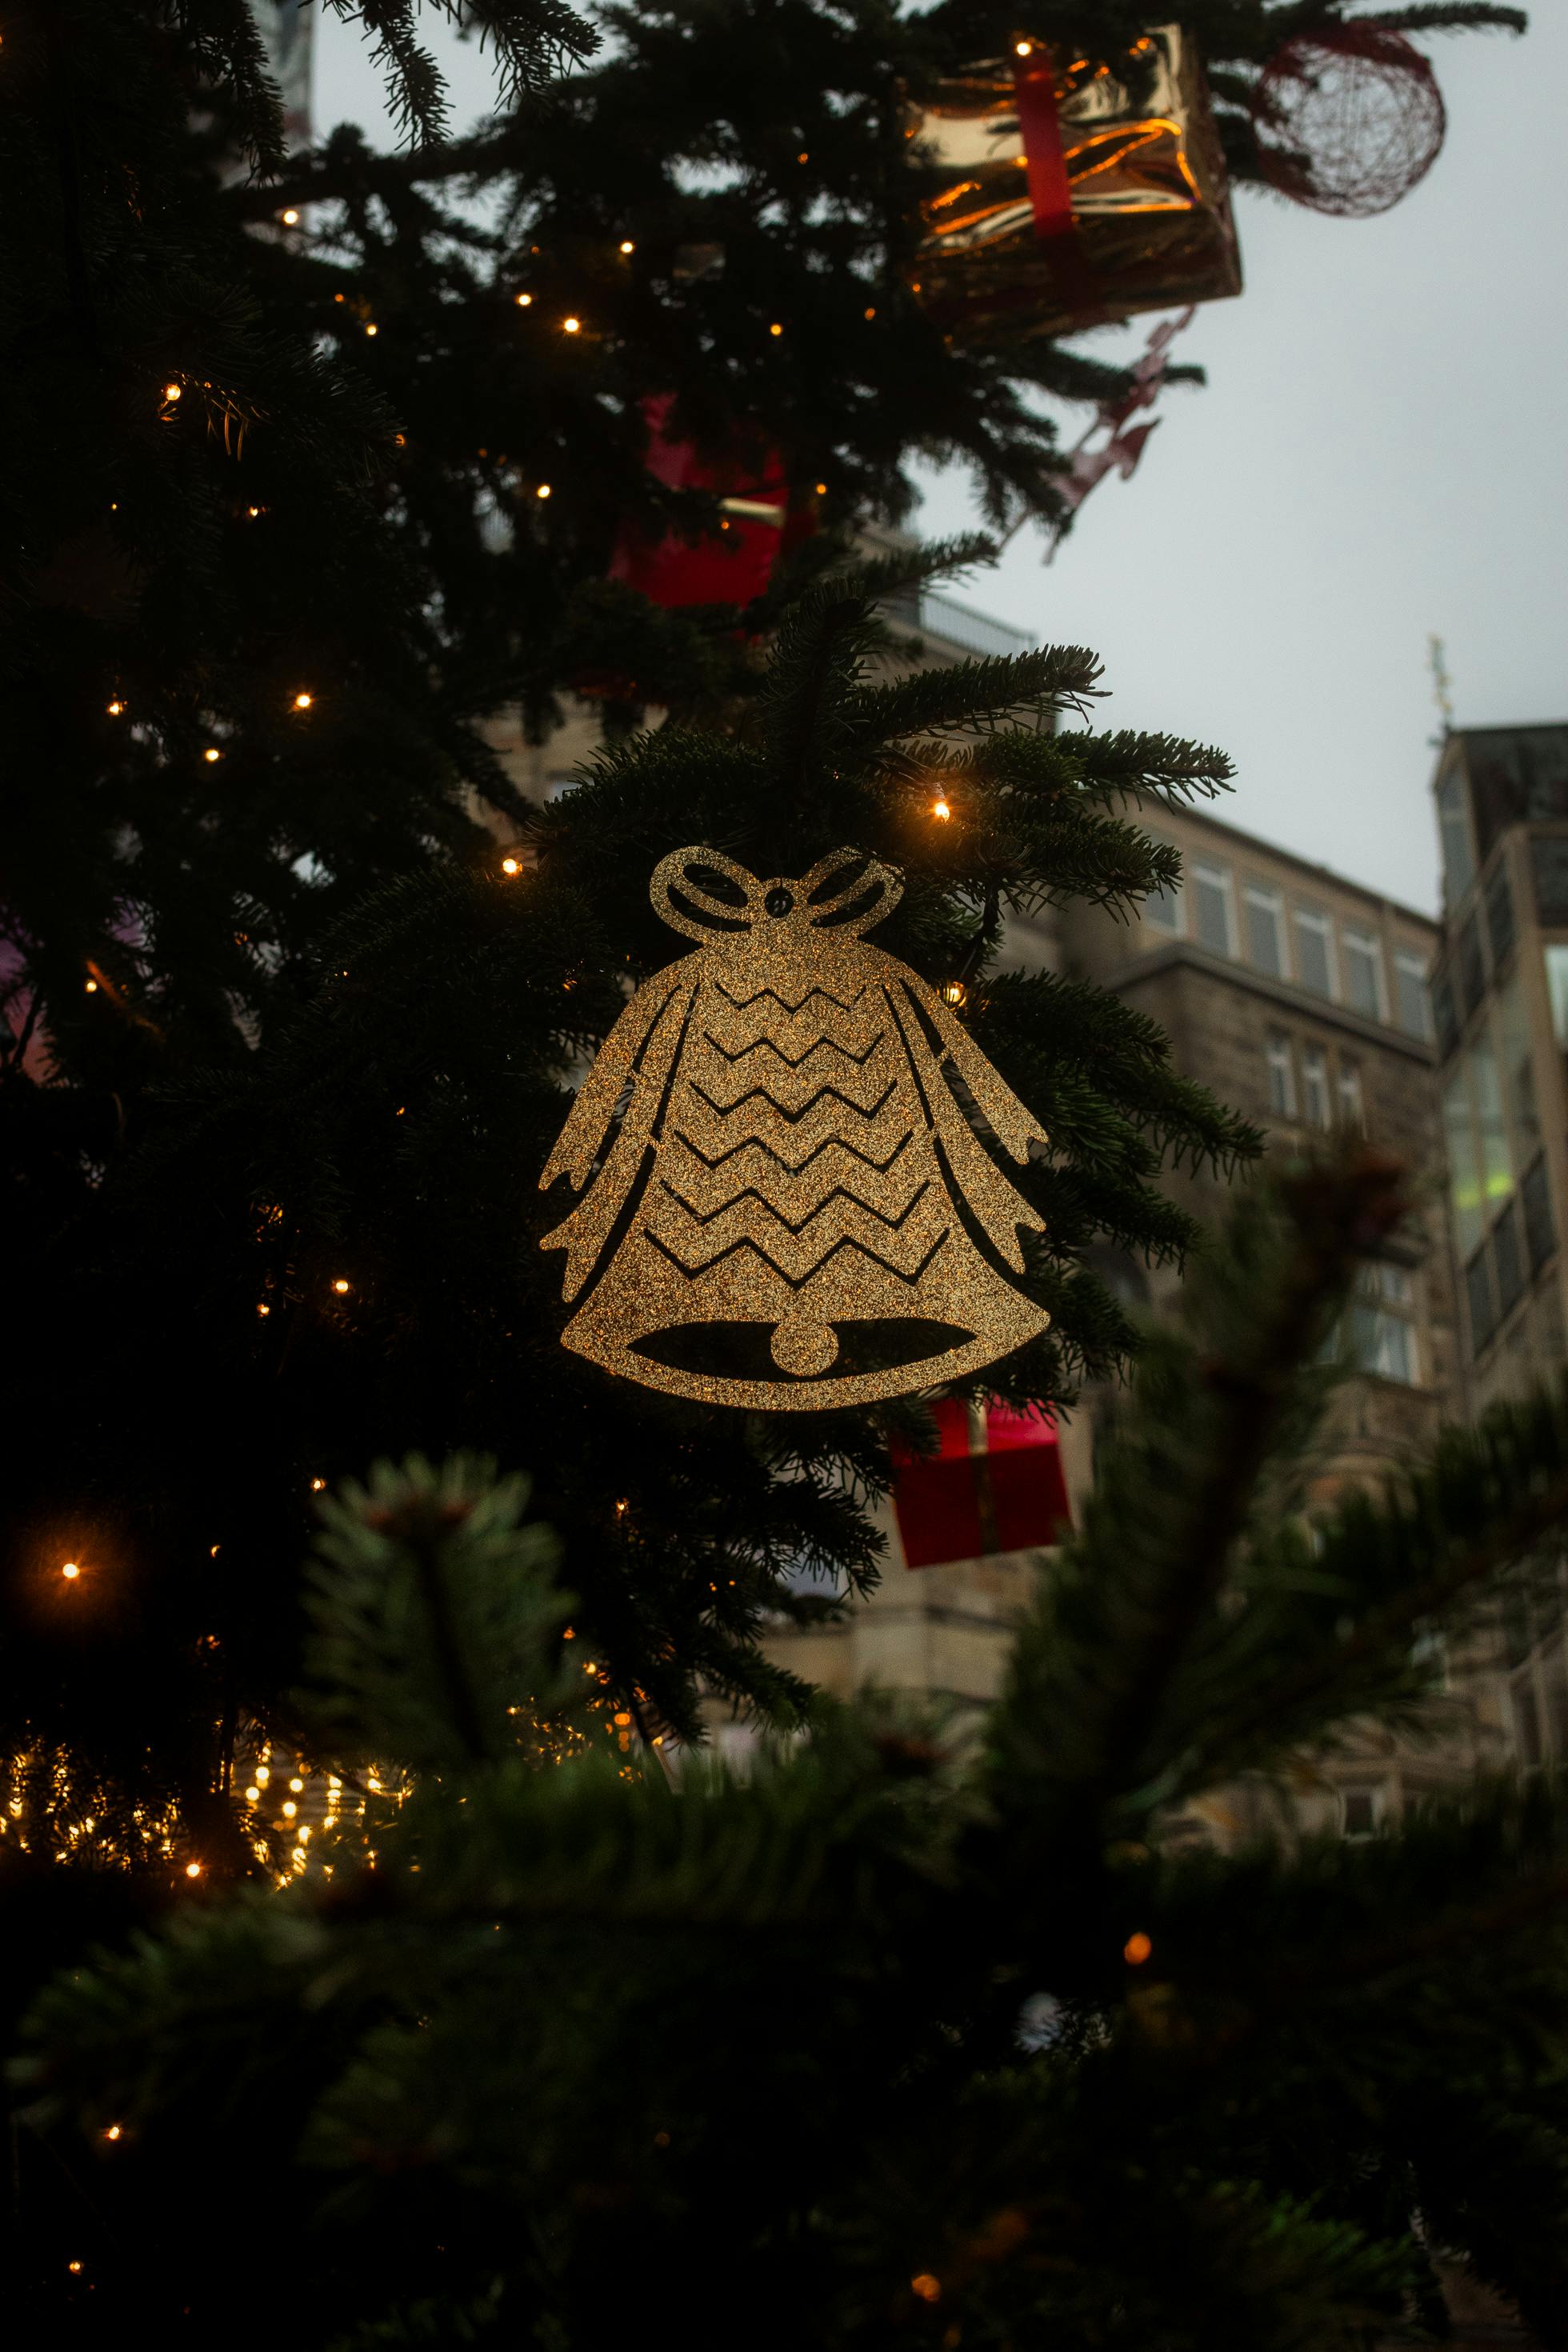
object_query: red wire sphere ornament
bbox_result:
[1250,24,1446,218]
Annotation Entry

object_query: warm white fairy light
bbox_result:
[515,291,533,306]
[61,1561,80,1580]
[562,316,581,334]
[204,747,221,763]
[282,207,300,226]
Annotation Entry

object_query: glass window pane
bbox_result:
[1444,1066,1484,1258]
[1468,1035,1513,1210]
[1264,1030,1295,1118]
[1494,1199,1524,1318]
[1245,887,1284,976]
[1522,1155,1556,1274]
[1141,834,1181,932]
[1293,907,1333,998]
[1191,861,1232,958]
[1457,913,1486,1018]
[1394,952,1430,1039]
[1485,860,1516,969]
[1438,772,1474,902]
[1337,1058,1366,1132]
[1302,1047,1330,1129]
[1545,946,1568,1049]
[1466,1246,1496,1357]
[1342,930,1383,1019]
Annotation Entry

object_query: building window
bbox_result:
[1190,858,1233,958]
[1430,964,1460,1061]
[1301,1046,1331,1129]
[1393,950,1430,1041]
[1485,859,1517,970]
[1293,906,1334,998]
[1244,884,1286,977]
[1437,769,1475,904]
[1142,834,1182,933]
[1456,912,1486,1019]
[1444,1064,1484,1260]
[1494,1198,1525,1319]
[1466,1245,1496,1358]
[1350,1262,1418,1385]
[1468,1034,1514,1211]
[1532,838,1568,929]
[1336,1056,1365,1132]
[1341,928,1384,1021]
[1522,1154,1557,1275]
[1264,1030,1296,1118]
[1545,945,1568,1048]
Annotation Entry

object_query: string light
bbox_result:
[106,698,124,715]
[911,2274,942,2303]
[797,150,809,163]
[1124,1931,1154,1965]
[1014,39,1033,55]
[292,690,313,710]
[931,796,951,821]
[864,306,876,320]
[562,316,581,334]
[536,483,551,498]
[310,1478,326,1492]
[204,747,221,763]
[245,1786,260,1802]
[331,1278,350,1294]
[246,505,261,518]
[282,1801,298,1819]
[61,1562,80,1581]
[104,2125,122,2142]
[940,980,967,1008]
[365,323,378,338]
[281,207,300,226]
[83,979,98,994]
[184,1860,202,1878]
[618,239,634,254]
[769,322,783,337]
[515,291,533,307]
[164,382,182,401]
[501,857,521,876]
[257,1302,270,1316]
[814,482,827,497]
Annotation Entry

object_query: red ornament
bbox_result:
[610,396,793,609]
[891,1398,1070,1568]
[1251,26,1446,219]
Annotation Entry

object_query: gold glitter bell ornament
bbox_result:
[539,846,1051,1409]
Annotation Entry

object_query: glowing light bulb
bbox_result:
[797,151,809,163]
[84,979,98,994]
[618,239,634,254]
[931,797,951,821]
[1014,39,1032,56]
[289,1778,304,1793]
[61,1562,80,1580]
[562,316,581,334]
[911,2274,941,2304]
[814,482,827,497]
[164,382,182,401]
[941,979,967,1009]
[245,1786,260,1802]
[501,856,521,875]
[310,1478,326,1491]
[256,1766,270,1783]
[292,690,313,710]
[257,1302,270,1316]
[364,322,378,337]
[769,322,783,337]
[246,505,261,517]
[282,207,300,226]
[515,291,533,306]
[69,2262,82,2274]
[106,698,124,715]
[332,1278,350,1295]
[185,1860,202,1878]
[1123,1931,1153,1966]
[282,1801,298,1818]
[104,2122,122,2142]
[536,482,551,498]
[204,746,221,762]
[864,306,876,320]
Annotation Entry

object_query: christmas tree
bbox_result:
[15,1153,1568,2346]
[1,0,1523,1886]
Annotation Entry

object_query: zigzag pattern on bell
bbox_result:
[539,846,1052,1410]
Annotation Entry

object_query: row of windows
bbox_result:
[1146,843,1430,1038]
[1262,1028,1365,1132]
[1463,1154,1558,1361]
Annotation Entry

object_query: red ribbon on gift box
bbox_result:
[1012,47,1110,327]
[891,1397,1071,1569]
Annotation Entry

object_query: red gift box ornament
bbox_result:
[610,394,795,610]
[912,26,1242,346]
[892,1398,1070,1569]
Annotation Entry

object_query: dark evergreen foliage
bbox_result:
[14,1159,1568,2350]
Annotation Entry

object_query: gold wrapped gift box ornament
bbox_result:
[912,25,1242,346]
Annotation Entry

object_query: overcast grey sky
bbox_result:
[314,9,1566,914]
